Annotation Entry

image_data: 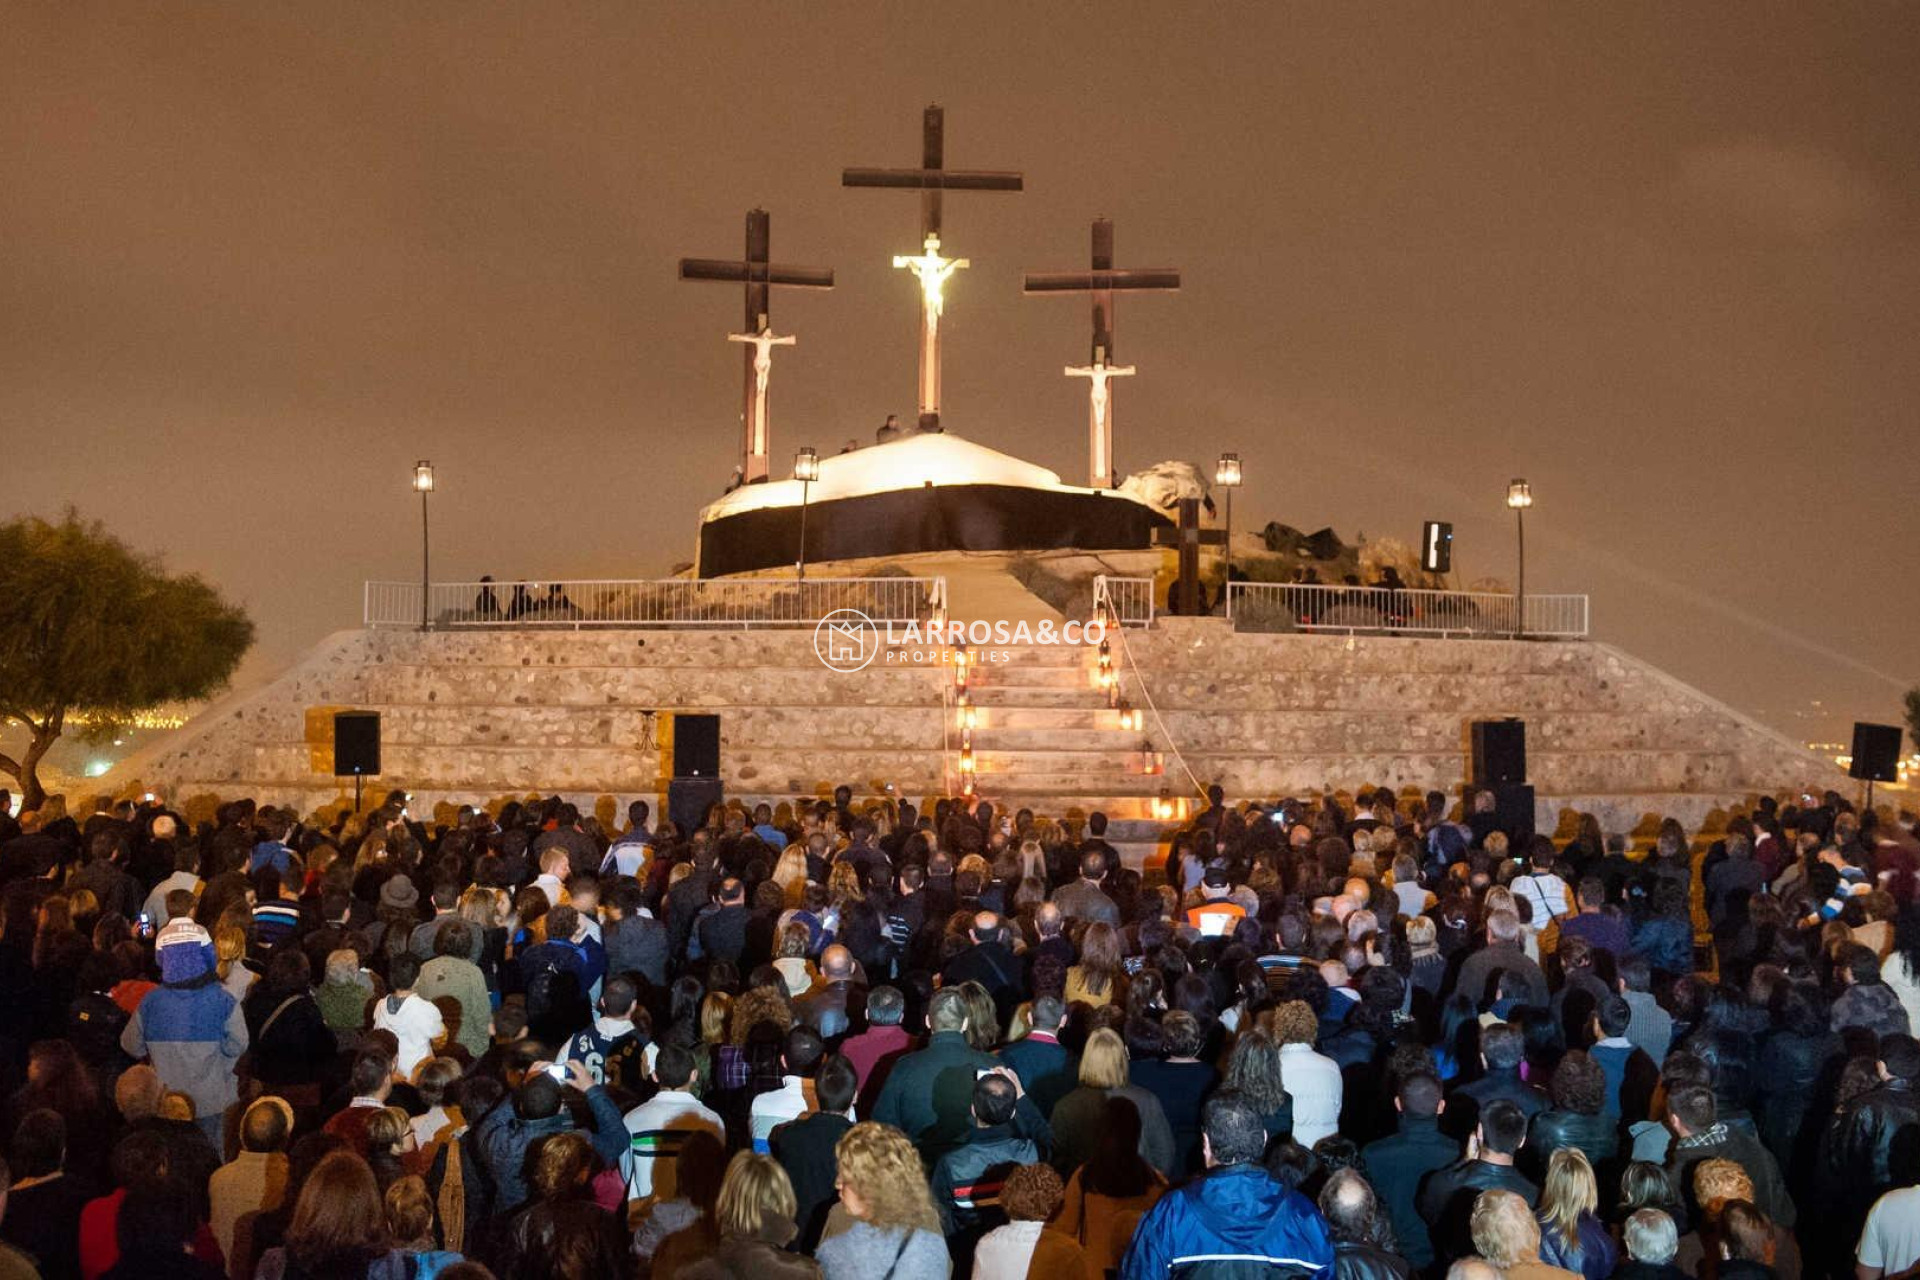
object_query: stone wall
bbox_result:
[109,620,1841,841]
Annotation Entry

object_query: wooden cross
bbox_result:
[1025,219,1181,488]
[843,104,1023,432]
[679,208,834,484]
[1153,497,1227,616]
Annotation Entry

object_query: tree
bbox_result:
[0,511,254,810]
[1907,686,1920,755]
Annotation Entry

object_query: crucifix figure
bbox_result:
[1024,218,1181,488]
[1065,354,1135,487]
[728,321,796,455]
[679,208,833,484]
[845,104,1023,432]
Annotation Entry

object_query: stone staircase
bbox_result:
[961,642,1186,869]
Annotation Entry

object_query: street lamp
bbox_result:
[1215,452,1243,589]
[1506,478,1532,639]
[794,447,820,581]
[412,460,435,631]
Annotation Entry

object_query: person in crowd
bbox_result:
[1119,1091,1335,1279]
[252,1149,405,1280]
[1319,1168,1411,1280]
[1057,1096,1167,1278]
[1532,1148,1615,1280]
[494,1131,628,1280]
[770,1054,857,1251]
[1270,1000,1343,1148]
[1,1109,92,1280]
[623,1045,726,1207]
[1418,1100,1538,1266]
[972,1161,1092,1280]
[117,920,248,1148]
[207,1097,293,1271]
[473,1059,625,1214]
[1049,1028,1175,1179]
[1361,1072,1459,1274]
[930,1072,1038,1263]
[1468,1188,1577,1280]
[997,994,1076,1119]
[815,1122,951,1280]
[1616,1209,1687,1280]
[1129,1010,1219,1175]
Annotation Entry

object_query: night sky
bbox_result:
[3,5,1915,741]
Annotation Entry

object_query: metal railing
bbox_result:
[1093,575,1156,628]
[364,577,947,630]
[1225,583,1589,639]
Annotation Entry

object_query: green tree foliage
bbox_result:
[0,511,253,809]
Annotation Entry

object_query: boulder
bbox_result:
[1119,460,1215,515]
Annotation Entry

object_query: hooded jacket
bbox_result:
[1120,1163,1335,1280]
[120,921,248,1120]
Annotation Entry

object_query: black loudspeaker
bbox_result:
[1421,521,1454,573]
[667,777,723,836]
[673,714,721,779]
[1494,783,1537,845]
[1849,722,1902,783]
[333,711,381,777]
[1471,719,1527,787]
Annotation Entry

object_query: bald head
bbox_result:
[821,944,854,980]
[1035,902,1064,938]
[971,911,1002,944]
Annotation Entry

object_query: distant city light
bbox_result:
[85,760,111,777]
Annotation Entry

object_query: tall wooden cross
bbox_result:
[844,104,1023,432]
[1023,219,1181,488]
[1153,497,1227,616]
[679,208,834,485]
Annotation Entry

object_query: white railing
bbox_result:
[364,577,947,630]
[1094,575,1156,628]
[1225,583,1589,639]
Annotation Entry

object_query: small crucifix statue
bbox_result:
[844,105,1023,432]
[1024,218,1181,488]
[679,208,833,484]
[728,317,797,454]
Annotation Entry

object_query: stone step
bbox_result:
[964,664,1104,691]
[972,748,1163,773]
[962,688,1117,709]
[961,707,1123,732]
[325,704,946,752]
[968,725,1151,750]
[968,768,1175,794]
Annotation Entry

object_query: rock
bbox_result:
[1118,461,1215,514]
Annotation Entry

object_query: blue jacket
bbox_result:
[1121,1164,1334,1280]
[121,933,248,1120]
[474,1084,627,1213]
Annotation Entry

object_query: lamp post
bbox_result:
[412,460,435,631]
[1506,478,1532,639]
[1215,452,1242,590]
[794,447,820,581]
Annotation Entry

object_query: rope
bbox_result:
[1098,597,1208,804]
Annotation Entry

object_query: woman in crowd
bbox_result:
[1536,1148,1617,1280]
[1047,1028,1176,1178]
[815,1122,950,1280]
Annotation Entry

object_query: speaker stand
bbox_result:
[354,773,364,814]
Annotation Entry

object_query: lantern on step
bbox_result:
[1141,741,1164,776]
[958,697,977,731]
[1153,787,1174,820]
[954,647,969,691]
[959,744,975,774]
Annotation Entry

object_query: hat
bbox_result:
[380,875,419,911]
[1202,866,1232,890]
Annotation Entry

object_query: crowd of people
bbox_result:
[0,778,1915,1280]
